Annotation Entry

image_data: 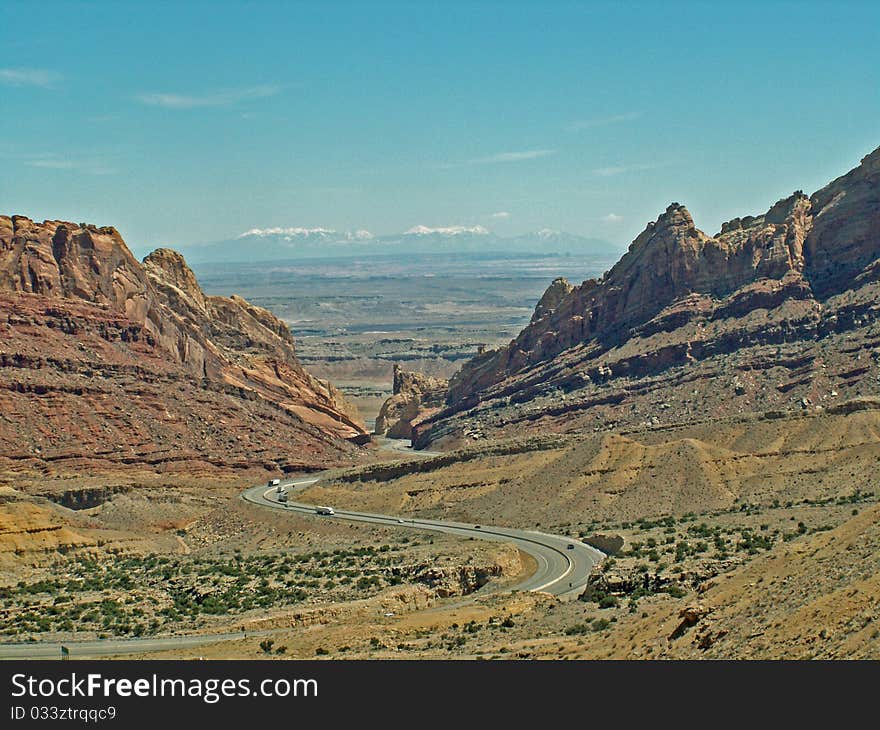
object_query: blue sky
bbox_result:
[2,0,878,257]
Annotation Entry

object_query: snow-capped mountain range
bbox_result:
[178,225,615,263]
[239,226,376,241]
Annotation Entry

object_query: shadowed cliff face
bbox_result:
[805,146,880,298]
[420,147,880,447]
[0,217,366,476]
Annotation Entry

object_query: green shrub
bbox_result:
[564,623,590,636]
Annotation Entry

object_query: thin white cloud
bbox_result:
[28,159,75,170]
[592,163,656,177]
[566,112,642,132]
[601,213,623,223]
[0,68,60,88]
[436,149,555,169]
[488,211,510,219]
[312,186,363,195]
[474,150,554,164]
[25,153,115,175]
[135,84,282,109]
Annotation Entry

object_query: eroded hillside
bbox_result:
[303,402,880,525]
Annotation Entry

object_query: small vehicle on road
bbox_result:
[269,478,281,487]
[474,525,481,529]
[397,518,404,523]
[566,544,575,550]
[315,506,335,516]
[277,490,288,503]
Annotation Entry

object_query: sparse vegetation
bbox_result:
[0,542,444,639]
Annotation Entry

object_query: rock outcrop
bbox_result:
[374,364,447,439]
[582,533,624,556]
[0,216,367,478]
[531,277,574,323]
[416,146,880,447]
[0,499,95,567]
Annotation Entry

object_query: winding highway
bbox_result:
[241,477,604,598]
[0,444,604,659]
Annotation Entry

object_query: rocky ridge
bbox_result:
[416,146,880,447]
[0,216,367,478]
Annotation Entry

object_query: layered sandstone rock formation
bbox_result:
[0,217,367,477]
[374,363,447,439]
[417,146,880,447]
[0,497,94,567]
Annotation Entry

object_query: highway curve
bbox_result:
[241,475,605,598]
[0,464,604,659]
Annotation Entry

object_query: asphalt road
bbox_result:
[0,446,604,659]
[0,632,255,660]
[241,477,604,598]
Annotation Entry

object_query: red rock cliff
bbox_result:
[0,217,367,476]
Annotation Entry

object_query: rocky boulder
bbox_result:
[669,604,713,640]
